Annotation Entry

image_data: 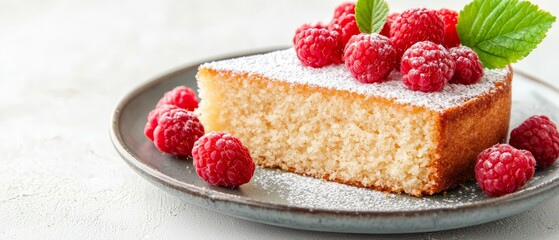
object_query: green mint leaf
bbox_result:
[355,0,389,34]
[457,0,556,69]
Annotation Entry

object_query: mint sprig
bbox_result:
[457,0,556,69]
[355,0,389,34]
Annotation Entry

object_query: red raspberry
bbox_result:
[153,109,205,156]
[449,46,484,85]
[400,41,455,92]
[379,12,400,37]
[329,13,360,45]
[294,28,343,68]
[192,132,255,188]
[437,9,460,48]
[344,33,397,83]
[390,8,445,60]
[475,144,536,197]
[156,86,199,111]
[144,104,180,141]
[333,2,356,19]
[510,115,559,168]
[293,22,326,44]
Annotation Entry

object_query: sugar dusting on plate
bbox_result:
[252,168,486,211]
[202,48,510,112]
[251,165,555,212]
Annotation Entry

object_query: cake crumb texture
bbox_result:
[196,50,512,196]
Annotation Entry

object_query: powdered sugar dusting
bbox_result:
[250,163,557,211]
[251,168,485,211]
[202,48,510,112]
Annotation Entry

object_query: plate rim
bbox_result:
[109,48,559,220]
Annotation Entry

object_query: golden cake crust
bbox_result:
[429,72,512,194]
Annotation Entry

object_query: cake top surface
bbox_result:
[201,49,510,111]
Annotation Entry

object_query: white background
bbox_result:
[1,0,558,239]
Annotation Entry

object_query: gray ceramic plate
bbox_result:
[110,49,559,234]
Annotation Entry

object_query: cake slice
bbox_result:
[195,49,512,196]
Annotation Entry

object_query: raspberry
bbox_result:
[156,86,199,111]
[475,144,536,197]
[153,109,205,156]
[510,115,559,168]
[437,9,460,48]
[333,2,356,19]
[293,22,325,44]
[379,12,400,37]
[400,41,455,92]
[192,132,255,188]
[294,28,343,68]
[390,8,445,59]
[144,104,180,141]
[344,33,397,83]
[329,13,360,45]
[449,46,484,85]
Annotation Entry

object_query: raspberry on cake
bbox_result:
[333,2,356,19]
[437,9,460,48]
[449,46,484,85]
[293,22,326,44]
[401,41,456,92]
[329,13,360,45]
[294,28,343,67]
[379,12,400,37]
[195,49,512,196]
[344,33,397,83]
[390,8,446,59]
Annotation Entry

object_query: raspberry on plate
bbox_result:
[400,41,455,92]
[437,9,460,48]
[293,22,326,44]
[329,13,360,45]
[344,33,397,83]
[156,86,199,111]
[192,132,255,188]
[390,8,445,60]
[379,12,400,37]
[510,115,559,168]
[475,144,536,197]
[449,46,484,85]
[333,2,356,19]
[144,104,180,141]
[294,28,343,68]
[153,108,205,156]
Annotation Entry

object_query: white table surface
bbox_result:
[1,0,558,239]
